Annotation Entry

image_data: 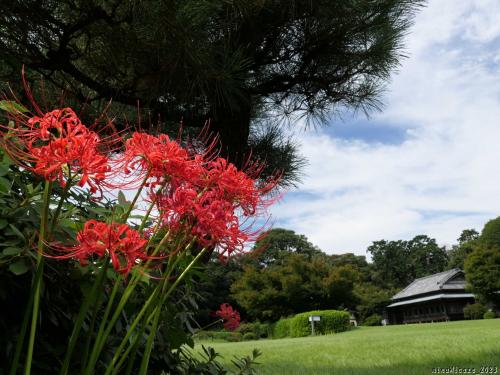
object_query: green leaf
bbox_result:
[0,152,12,166]
[0,176,11,193]
[9,259,29,275]
[0,100,29,114]
[0,219,8,230]
[8,224,25,240]
[0,165,9,177]
[3,247,22,256]
[118,190,127,205]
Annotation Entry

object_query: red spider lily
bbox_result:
[27,107,85,142]
[122,132,200,186]
[140,139,280,258]
[0,107,112,193]
[190,191,248,254]
[214,303,240,331]
[153,186,262,258]
[49,220,148,275]
[204,158,277,216]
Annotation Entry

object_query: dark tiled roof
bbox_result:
[392,268,465,300]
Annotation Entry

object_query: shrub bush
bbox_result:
[193,330,214,340]
[236,323,254,335]
[237,322,272,338]
[225,332,243,342]
[362,314,382,326]
[483,311,496,319]
[194,330,245,342]
[272,317,293,339]
[258,323,272,338]
[463,303,487,320]
[273,310,350,338]
[242,332,258,341]
[289,313,313,337]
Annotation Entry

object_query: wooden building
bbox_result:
[386,269,475,324]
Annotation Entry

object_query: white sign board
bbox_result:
[308,315,321,322]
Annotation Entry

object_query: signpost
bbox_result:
[308,315,321,335]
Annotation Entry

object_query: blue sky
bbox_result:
[269,0,500,255]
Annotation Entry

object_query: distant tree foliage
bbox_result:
[367,235,448,289]
[193,225,499,325]
[464,219,500,307]
[354,283,394,322]
[447,229,479,270]
[248,228,322,266]
[0,0,423,184]
[231,253,360,321]
[479,218,500,248]
[407,235,449,278]
[192,258,243,327]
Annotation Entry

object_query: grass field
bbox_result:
[195,320,500,375]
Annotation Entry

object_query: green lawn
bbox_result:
[195,320,500,375]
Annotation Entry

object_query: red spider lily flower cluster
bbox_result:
[125,132,279,259]
[1,103,280,273]
[51,220,148,275]
[214,303,241,331]
[0,107,111,193]
[122,132,195,184]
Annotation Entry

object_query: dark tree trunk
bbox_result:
[210,98,252,169]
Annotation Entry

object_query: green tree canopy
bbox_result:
[479,217,500,248]
[248,228,322,266]
[354,283,394,322]
[0,0,423,183]
[231,253,359,321]
[464,246,500,307]
[447,229,479,270]
[464,219,500,307]
[367,235,448,289]
[407,235,448,278]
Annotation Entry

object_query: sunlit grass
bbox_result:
[195,319,500,375]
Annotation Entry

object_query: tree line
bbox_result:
[194,219,500,326]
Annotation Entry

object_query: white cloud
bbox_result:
[271,0,500,255]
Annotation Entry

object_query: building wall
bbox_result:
[388,298,475,324]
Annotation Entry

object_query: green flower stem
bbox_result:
[137,179,167,233]
[59,260,109,375]
[8,268,36,375]
[138,247,209,375]
[105,243,193,373]
[11,176,74,375]
[80,271,107,374]
[100,287,161,375]
[98,226,174,361]
[85,170,158,371]
[122,170,151,223]
[137,198,156,232]
[24,180,52,375]
[123,323,146,375]
[83,275,122,375]
[105,303,157,375]
[138,305,162,374]
[50,177,73,233]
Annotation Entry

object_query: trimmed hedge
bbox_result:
[272,317,293,339]
[273,310,350,338]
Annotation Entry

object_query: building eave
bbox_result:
[386,293,475,308]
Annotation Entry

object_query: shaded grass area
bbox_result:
[195,320,500,375]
